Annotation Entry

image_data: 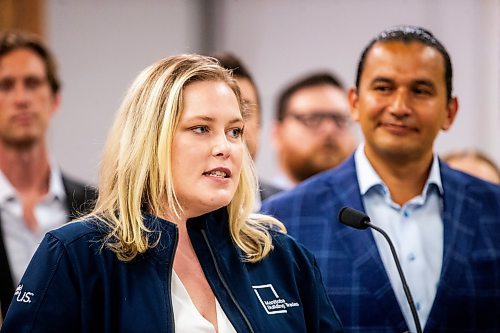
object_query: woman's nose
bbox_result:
[212,133,231,158]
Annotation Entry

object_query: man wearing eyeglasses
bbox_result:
[0,31,96,318]
[271,72,357,189]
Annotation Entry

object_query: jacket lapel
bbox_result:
[330,157,408,330]
[0,211,15,318]
[188,209,263,332]
[425,163,481,330]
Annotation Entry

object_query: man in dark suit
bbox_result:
[262,25,500,332]
[0,31,96,318]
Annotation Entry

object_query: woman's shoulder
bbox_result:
[247,213,312,258]
[270,228,308,250]
[267,228,316,266]
[48,216,106,248]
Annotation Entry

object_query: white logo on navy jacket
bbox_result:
[14,284,34,303]
[252,284,300,314]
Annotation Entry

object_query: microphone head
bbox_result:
[338,207,371,230]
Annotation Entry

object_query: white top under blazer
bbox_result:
[171,270,237,333]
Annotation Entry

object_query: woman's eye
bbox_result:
[191,126,209,134]
[228,127,243,139]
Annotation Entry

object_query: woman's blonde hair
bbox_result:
[91,54,284,263]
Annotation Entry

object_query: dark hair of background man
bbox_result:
[354,25,453,101]
[276,72,345,121]
[0,31,61,94]
[212,51,261,115]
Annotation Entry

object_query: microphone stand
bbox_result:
[366,221,423,333]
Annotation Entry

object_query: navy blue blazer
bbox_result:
[261,155,500,333]
[2,209,342,332]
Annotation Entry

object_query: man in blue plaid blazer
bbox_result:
[261,25,500,332]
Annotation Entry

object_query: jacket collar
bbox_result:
[0,164,66,205]
[354,143,444,197]
[141,207,233,257]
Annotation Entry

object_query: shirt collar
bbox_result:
[0,170,16,204]
[0,161,66,204]
[354,142,443,197]
[49,162,66,201]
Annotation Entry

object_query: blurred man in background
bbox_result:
[0,31,96,317]
[272,72,357,189]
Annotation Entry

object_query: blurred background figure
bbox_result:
[213,52,282,206]
[443,149,500,184]
[0,31,96,318]
[272,72,358,189]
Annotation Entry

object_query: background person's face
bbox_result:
[236,77,260,160]
[171,80,244,219]
[351,41,457,163]
[0,48,59,148]
[274,84,357,183]
[447,156,500,184]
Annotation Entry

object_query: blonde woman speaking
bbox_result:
[2,54,343,333]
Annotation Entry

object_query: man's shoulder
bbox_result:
[259,157,363,239]
[442,163,500,198]
[441,165,500,226]
[61,173,98,217]
[262,158,358,211]
[61,173,97,196]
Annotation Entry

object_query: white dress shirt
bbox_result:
[0,165,67,284]
[171,270,237,333]
[354,144,444,332]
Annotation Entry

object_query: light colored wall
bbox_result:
[46,0,499,184]
[46,0,204,183]
[214,0,500,184]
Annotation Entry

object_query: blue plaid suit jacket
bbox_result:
[261,155,500,333]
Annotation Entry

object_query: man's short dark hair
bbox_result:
[0,30,61,94]
[276,72,344,121]
[355,25,453,101]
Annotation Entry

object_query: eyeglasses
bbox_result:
[286,112,351,130]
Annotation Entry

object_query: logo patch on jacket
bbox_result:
[252,284,300,314]
[14,284,34,303]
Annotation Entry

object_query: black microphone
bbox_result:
[338,207,423,333]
